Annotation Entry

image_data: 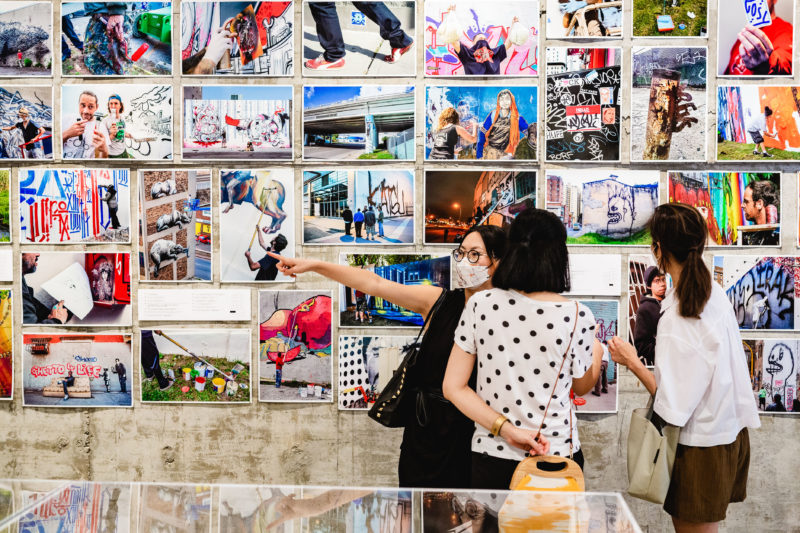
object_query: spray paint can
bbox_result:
[167,368,175,380]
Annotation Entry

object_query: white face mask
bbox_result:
[453,262,491,289]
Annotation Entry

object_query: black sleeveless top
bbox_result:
[429,125,458,159]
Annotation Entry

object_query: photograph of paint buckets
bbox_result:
[632,0,707,37]
[574,300,619,414]
[0,2,52,76]
[298,488,412,532]
[18,481,132,532]
[139,484,211,533]
[717,0,793,76]
[546,0,621,38]
[742,339,800,415]
[61,1,173,76]
[627,254,671,368]
[338,336,413,410]
[218,485,300,532]
[139,329,251,403]
[139,169,212,282]
[0,290,12,400]
[258,290,333,402]
[0,85,53,160]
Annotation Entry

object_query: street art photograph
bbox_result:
[304,1,414,76]
[21,333,133,408]
[545,47,622,162]
[425,85,537,160]
[575,299,618,413]
[61,84,172,160]
[0,170,8,242]
[424,0,538,76]
[422,490,505,532]
[258,290,333,402]
[0,2,52,76]
[631,47,707,162]
[546,0,622,38]
[0,85,52,160]
[182,1,293,76]
[743,339,800,413]
[338,335,412,409]
[669,171,781,246]
[0,291,12,400]
[544,169,659,245]
[296,488,412,532]
[19,169,130,244]
[632,0,707,37]
[218,485,300,532]
[61,2,173,76]
[628,254,670,367]
[339,253,451,328]
[303,169,414,245]
[21,252,131,327]
[424,170,536,244]
[303,85,414,160]
[139,169,212,282]
[220,169,294,282]
[717,0,793,76]
[139,329,251,403]
[183,85,292,160]
[139,484,211,533]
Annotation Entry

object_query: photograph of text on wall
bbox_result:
[743,339,800,414]
[717,0,793,77]
[547,0,622,38]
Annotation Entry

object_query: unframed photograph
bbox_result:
[546,0,622,38]
[338,335,412,409]
[743,339,800,413]
[0,2,52,76]
[717,0,793,76]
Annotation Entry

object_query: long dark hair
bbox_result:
[461,224,507,260]
[648,203,711,318]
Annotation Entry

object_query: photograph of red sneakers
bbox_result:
[305,55,346,70]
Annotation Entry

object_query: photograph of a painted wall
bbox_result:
[19,481,132,532]
[139,170,211,282]
[61,2,172,76]
[425,86,537,161]
[717,0,793,76]
[669,171,781,246]
[743,339,800,414]
[0,85,52,160]
[21,252,131,326]
[0,291,12,400]
[0,483,11,529]
[632,0,707,37]
[218,485,300,532]
[338,336,412,409]
[220,169,294,282]
[574,299,618,414]
[424,170,536,244]
[20,169,130,244]
[303,170,414,245]
[139,484,211,533]
[544,169,658,245]
[545,48,622,162]
[258,290,332,402]
[183,85,292,160]
[0,2,52,76]
[303,1,414,76]
[631,47,707,162]
[182,1,293,76]
[298,488,412,532]
[547,0,621,38]
[61,84,172,160]
[627,254,670,367]
[0,170,9,242]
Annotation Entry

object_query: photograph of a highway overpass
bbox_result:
[303,85,415,160]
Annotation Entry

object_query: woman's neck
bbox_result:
[666,263,683,290]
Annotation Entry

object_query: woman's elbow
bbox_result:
[442,379,456,402]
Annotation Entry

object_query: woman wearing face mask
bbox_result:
[477,89,529,160]
[268,225,506,488]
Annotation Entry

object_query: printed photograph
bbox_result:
[575,299,618,413]
[139,484,211,533]
[22,252,131,326]
[182,1,293,76]
[546,0,622,38]
[628,254,670,367]
[21,333,133,408]
[303,85,414,160]
[632,0,707,37]
[743,339,800,413]
[220,169,294,282]
[218,485,300,532]
[545,48,622,162]
[0,170,8,242]
[18,481,132,532]
[304,1,414,75]
[424,0,538,76]
[569,254,622,296]
[139,170,211,282]
[61,1,173,76]
[0,85,52,159]
[20,169,130,244]
[338,335,412,409]
[0,291,11,400]
[631,47,707,161]
[258,290,333,402]
[303,169,414,245]
[425,85,537,160]
[544,169,659,245]
[0,2,52,76]
[422,491,505,532]
[183,85,292,160]
[717,0,793,76]
[424,170,536,244]
[0,483,11,530]
[297,488,412,532]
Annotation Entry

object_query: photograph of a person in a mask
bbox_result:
[477,89,532,160]
[447,10,520,75]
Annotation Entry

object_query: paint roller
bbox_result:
[157,332,236,382]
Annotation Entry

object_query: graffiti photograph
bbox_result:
[743,339,800,414]
[717,0,793,76]
[0,85,52,160]
[17,481,132,532]
[669,171,781,246]
[258,290,333,402]
[338,335,411,410]
[628,254,670,367]
[0,170,8,242]
[545,47,622,162]
[183,85,292,160]
[139,484,211,533]
[631,46,707,162]
[303,85,414,160]
[574,300,618,413]
[0,291,11,400]
[546,0,622,38]
[425,85,537,160]
[218,485,300,531]
[424,170,536,244]
[293,488,412,532]
[0,2,52,76]
[544,169,659,245]
[632,0,707,37]
[424,0,538,76]
[182,1,293,76]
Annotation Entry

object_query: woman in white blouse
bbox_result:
[609,204,760,533]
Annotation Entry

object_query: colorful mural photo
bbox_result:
[547,0,622,38]
[0,170,8,242]
[19,481,132,533]
[0,290,11,400]
[743,339,800,413]
[0,85,52,159]
[717,0,793,76]
[574,299,618,413]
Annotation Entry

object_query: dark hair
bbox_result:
[648,204,711,318]
[774,394,782,403]
[765,106,773,117]
[746,180,778,207]
[492,208,569,293]
[272,234,288,252]
[461,224,507,260]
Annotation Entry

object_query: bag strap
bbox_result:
[413,288,448,346]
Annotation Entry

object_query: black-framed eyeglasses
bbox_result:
[452,249,486,264]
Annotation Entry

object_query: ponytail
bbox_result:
[674,247,711,318]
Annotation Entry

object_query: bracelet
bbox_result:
[490,414,509,436]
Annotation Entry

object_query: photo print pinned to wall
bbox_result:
[21,333,132,408]
[296,488,411,532]
[0,85,52,160]
[218,485,300,531]
[61,1,173,76]
[544,169,659,245]
[632,0,708,37]
[139,169,211,282]
[631,47,707,162]
[717,0,793,76]
[669,171,781,246]
[743,339,800,413]
[425,85,537,161]
[545,47,622,162]
[337,335,413,409]
[220,168,294,282]
[21,252,131,326]
[424,0,538,76]
[546,0,622,38]
[303,169,414,245]
[0,170,8,243]
[0,2,53,77]
[574,299,618,414]
[139,329,251,403]
[20,169,130,244]
[566,254,621,296]
[182,1,293,76]
[0,290,12,400]
[18,481,132,532]
[424,170,536,244]
[61,84,172,160]
[183,85,292,160]
[258,290,333,402]
[139,484,211,533]
[304,1,415,76]
[303,85,414,160]
[628,254,671,367]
